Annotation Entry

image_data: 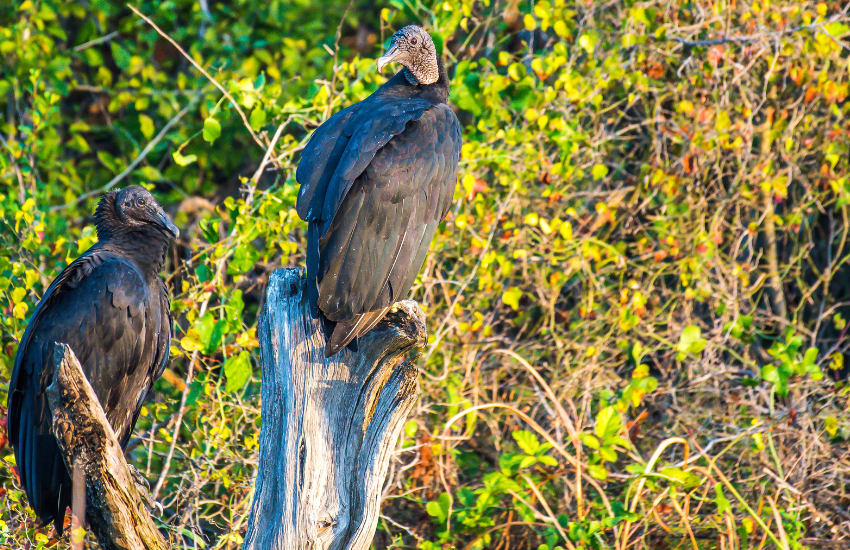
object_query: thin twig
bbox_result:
[51,88,206,211]
[73,31,119,52]
[329,0,355,98]
[250,117,290,185]
[127,5,267,152]
[521,474,575,550]
[152,121,275,498]
[422,188,516,369]
[669,15,849,47]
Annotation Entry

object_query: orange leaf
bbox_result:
[804,87,819,103]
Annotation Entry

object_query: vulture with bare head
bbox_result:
[7,186,178,533]
[296,25,462,357]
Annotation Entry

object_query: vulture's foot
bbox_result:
[127,464,164,516]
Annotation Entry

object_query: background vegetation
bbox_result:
[2,0,850,548]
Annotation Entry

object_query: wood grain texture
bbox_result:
[45,344,167,550]
[243,268,425,550]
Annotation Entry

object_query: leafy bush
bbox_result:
[2,0,850,548]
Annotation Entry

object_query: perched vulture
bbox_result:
[296,25,462,357]
[7,186,178,532]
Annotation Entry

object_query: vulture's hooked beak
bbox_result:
[156,211,180,239]
[376,44,401,72]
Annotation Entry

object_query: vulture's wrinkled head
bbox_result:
[377,25,439,85]
[96,186,179,240]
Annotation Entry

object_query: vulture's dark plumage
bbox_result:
[7,186,178,532]
[296,25,462,357]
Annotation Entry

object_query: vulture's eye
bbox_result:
[411,37,418,45]
[136,198,146,207]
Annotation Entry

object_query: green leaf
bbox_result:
[676,325,706,358]
[761,364,789,397]
[594,406,621,441]
[659,467,700,487]
[824,22,850,37]
[224,351,252,392]
[404,420,418,439]
[588,464,608,480]
[203,116,222,144]
[802,347,818,368]
[177,527,207,548]
[110,41,131,71]
[425,500,443,520]
[714,483,730,514]
[249,107,266,131]
[512,430,540,455]
[519,455,537,469]
[425,492,451,522]
[580,433,600,449]
[199,218,220,244]
[195,311,224,354]
[538,455,558,467]
[173,149,197,167]
[598,446,618,462]
[228,243,259,274]
[185,380,204,407]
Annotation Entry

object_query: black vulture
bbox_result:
[6,186,178,533]
[296,25,462,357]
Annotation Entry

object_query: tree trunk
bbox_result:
[46,344,168,550]
[243,268,425,550]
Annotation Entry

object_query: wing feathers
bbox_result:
[297,93,461,356]
[7,252,170,532]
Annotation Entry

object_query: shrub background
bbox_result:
[1,0,849,548]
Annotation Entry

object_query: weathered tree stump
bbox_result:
[243,268,425,550]
[45,344,168,550]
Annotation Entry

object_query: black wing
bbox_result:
[7,252,167,532]
[296,96,434,232]
[306,103,461,355]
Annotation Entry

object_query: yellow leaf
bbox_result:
[11,287,26,303]
[553,20,567,38]
[578,34,596,53]
[462,174,476,196]
[592,164,608,180]
[825,416,838,436]
[503,287,522,310]
[180,330,203,352]
[139,114,154,140]
[13,302,28,320]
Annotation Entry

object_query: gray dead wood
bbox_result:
[46,344,168,550]
[243,268,425,550]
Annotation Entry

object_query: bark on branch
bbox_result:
[243,268,425,550]
[46,344,167,550]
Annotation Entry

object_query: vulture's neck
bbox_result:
[94,193,170,275]
[389,56,450,104]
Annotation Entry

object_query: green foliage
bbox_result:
[1,0,850,548]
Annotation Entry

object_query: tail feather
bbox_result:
[324,307,392,358]
[16,394,71,534]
